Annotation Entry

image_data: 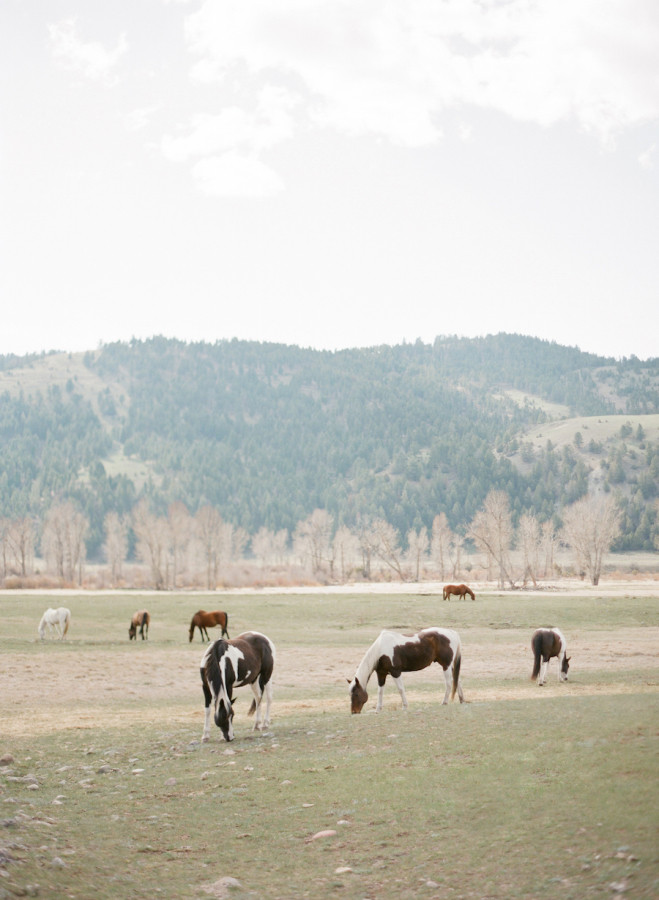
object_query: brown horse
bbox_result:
[189,610,230,642]
[442,583,475,601]
[129,610,150,640]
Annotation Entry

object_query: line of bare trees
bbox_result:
[0,489,625,588]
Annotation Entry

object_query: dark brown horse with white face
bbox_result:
[189,610,229,642]
[349,627,465,713]
[200,631,275,742]
[129,610,150,640]
[442,583,475,601]
[531,628,570,685]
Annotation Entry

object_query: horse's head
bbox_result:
[560,655,571,681]
[128,623,137,640]
[348,677,368,714]
[214,696,235,741]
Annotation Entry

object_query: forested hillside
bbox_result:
[1,334,658,560]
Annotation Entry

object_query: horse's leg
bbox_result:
[262,679,273,729]
[201,675,213,742]
[441,668,452,704]
[250,682,264,730]
[393,675,408,710]
[538,658,548,685]
[201,626,209,642]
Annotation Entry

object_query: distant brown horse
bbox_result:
[189,610,230,642]
[129,610,150,640]
[442,583,475,601]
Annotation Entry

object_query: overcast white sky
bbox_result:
[1,0,658,361]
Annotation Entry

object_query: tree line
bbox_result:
[1,335,657,558]
[0,489,625,589]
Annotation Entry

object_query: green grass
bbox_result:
[1,591,658,899]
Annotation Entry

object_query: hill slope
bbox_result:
[0,334,657,555]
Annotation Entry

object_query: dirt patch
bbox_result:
[2,626,657,738]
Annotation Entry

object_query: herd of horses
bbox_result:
[36,585,571,744]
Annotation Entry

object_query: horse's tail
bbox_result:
[247,699,256,717]
[223,612,229,638]
[531,632,542,680]
[189,616,196,642]
[442,586,448,601]
[62,612,70,637]
[451,645,462,701]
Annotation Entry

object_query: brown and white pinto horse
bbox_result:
[189,610,230,642]
[349,627,465,713]
[200,631,275,742]
[129,610,150,640]
[531,628,570,685]
[442,583,475,601]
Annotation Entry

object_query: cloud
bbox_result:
[48,18,128,83]
[192,152,284,198]
[182,0,659,145]
[638,144,656,169]
[162,86,297,196]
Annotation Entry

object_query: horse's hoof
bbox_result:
[202,735,209,743]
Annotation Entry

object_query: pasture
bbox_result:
[1,589,657,899]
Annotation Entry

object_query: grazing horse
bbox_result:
[129,610,150,640]
[531,628,570,685]
[38,607,71,641]
[200,631,275,742]
[349,627,465,713]
[189,610,230,642]
[442,583,475,601]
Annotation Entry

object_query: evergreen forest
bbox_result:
[1,333,658,560]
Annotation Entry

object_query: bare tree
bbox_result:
[293,509,333,576]
[194,504,224,589]
[431,513,452,580]
[332,525,360,583]
[561,495,621,586]
[42,502,88,584]
[0,518,10,578]
[540,520,558,577]
[406,526,429,581]
[167,502,192,588]
[449,533,465,579]
[468,490,514,589]
[369,518,406,581]
[104,512,128,587]
[518,513,540,587]
[252,527,275,569]
[231,525,249,562]
[5,517,35,577]
[132,500,168,590]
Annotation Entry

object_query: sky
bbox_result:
[1,0,658,362]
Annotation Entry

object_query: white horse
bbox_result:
[38,607,71,640]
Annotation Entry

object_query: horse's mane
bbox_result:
[204,639,230,694]
[354,631,394,687]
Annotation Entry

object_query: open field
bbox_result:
[1,588,658,899]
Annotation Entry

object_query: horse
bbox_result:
[531,628,570,685]
[348,627,465,714]
[38,607,71,641]
[189,610,230,643]
[200,631,275,742]
[128,610,150,641]
[442,583,475,601]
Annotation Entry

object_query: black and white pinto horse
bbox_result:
[349,627,465,713]
[201,631,275,742]
[38,607,71,640]
[531,627,570,685]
